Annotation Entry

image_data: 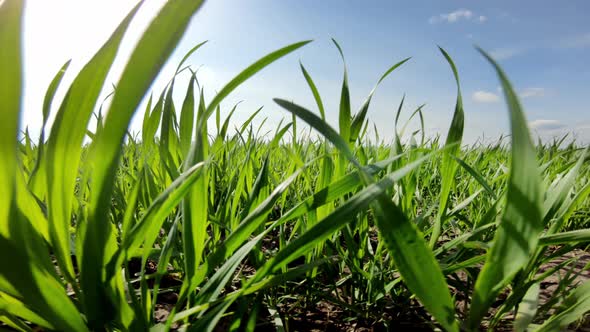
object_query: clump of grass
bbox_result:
[1,1,589,331]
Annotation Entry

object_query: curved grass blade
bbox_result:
[202,40,311,120]
[430,46,464,248]
[44,2,143,285]
[80,1,206,327]
[0,294,53,330]
[452,155,497,199]
[332,38,351,143]
[28,60,71,190]
[350,57,410,143]
[468,48,543,328]
[175,40,208,74]
[106,161,206,279]
[273,99,458,331]
[179,74,196,157]
[299,61,326,120]
[254,153,436,275]
[0,233,88,332]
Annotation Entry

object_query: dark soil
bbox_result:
[3,248,589,331]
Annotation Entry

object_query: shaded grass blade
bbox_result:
[535,280,590,332]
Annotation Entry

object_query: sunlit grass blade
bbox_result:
[80,0,206,327]
[0,232,88,332]
[16,170,49,242]
[159,81,180,178]
[350,57,410,143]
[273,98,458,331]
[28,59,71,191]
[0,293,53,330]
[0,0,23,235]
[254,154,436,276]
[175,40,208,74]
[469,48,544,328]
[44,1,142,286]
[332,38,351,143]
[430,46,464,248]
[180,74,196,157]
[299,61,326,120]
[107,161,206,276]
[182,91,210,303]
[202,40,311,119]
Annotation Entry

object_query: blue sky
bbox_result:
[21,0,590,144]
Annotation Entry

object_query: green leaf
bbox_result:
[179,74,196,157]
[452,155,497,199]
[175,40,208,74]
[332,38,351,142]
[299,61,326,120]
[544,148,588,230]
[469,48,543,328]
[0,0,23,235]
[203,40,311,120]
[113,162,206,268]
[534,280,590,332]
[539,229,590,246]
[28,60,71,191]
[430,46,464,248]
[350,57,410,143]
[514,282,540,332]
[273,98,458,331]
[80,1,206,327]
[45,2,142,284]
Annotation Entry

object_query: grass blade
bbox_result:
[469,48,543,328]
[45,1,142,285]
[535,280,590,332]
[430,46,464,248]
[332,38,351,143]
[273,99,458,331]
[0,0,23,235]
[299,61,325,120]
[80,1,206,327]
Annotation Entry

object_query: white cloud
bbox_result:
[489,47,526,60]
[429,9,487,24]
[520,87,546,99]
[529,119,567,131]
[472,90,500,103]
